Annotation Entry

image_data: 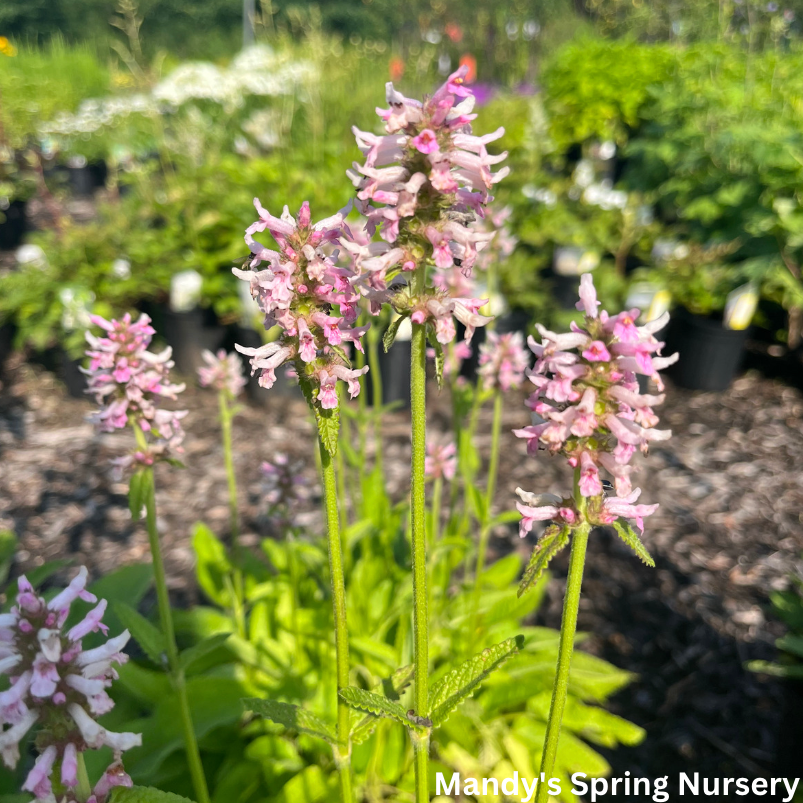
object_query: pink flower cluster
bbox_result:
[514,274,677,536]
[261,454,309,511]
[84,313,187,473]
[233,201,369,410]
[347,64,507,343]
[424,438,457,481]
[198,349,247,397]
[478,331,529,392]
[0,568,140,802]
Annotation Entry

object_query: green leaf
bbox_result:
[338,687,412,728]
[114,602,166,666]
[383,314,407,352]
[518,526,570,597]
[612,520,655,567]
[0,531,16,587]
[179,632,231,671]
[128,470,150,521]
[243,698,336,743]
[426,330,445,389]
[111,786,192,803]
[191,523,231,607]
[351,665,415,744]
[88,564,153,638]
[111,788,195,803]
[428,636,524,727]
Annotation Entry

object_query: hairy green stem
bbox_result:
[535,471,590,803]
[318,440,354,802]
[219,391,240,550]
[142,468,210,803]
[412,730,431,803]
[410,317,429,801]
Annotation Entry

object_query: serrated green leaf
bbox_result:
[111,787,195,803]
[339,687,411,728]
[428,636,524,727]
[518,526,570,597]
[427,330,445,389]
[243,698,336,743]
[351,665,415,744]
[383,314,407,352]
[315,405,340,457]
[114,602,166,666]
[179,632,231,671]
[612,520,655,567]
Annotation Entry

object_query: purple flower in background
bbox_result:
[478,330,529,392]
[198,349,247,397]
[425,438,458,480]
[0,568,139,801]
[468,83,497,106]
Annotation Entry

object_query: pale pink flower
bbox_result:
[0,568,139,799]
[425,439,457,480]
[198,349,247,397]
[84,313,187,473]
[478,331,529,392]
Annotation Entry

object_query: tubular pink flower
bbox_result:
[22,744,57,799]
[61,742,78,788]
[576,273,600,317]
[578,451,602,498]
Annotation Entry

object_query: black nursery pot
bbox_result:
[666,307,748,392]
[551,274,581,310]
[0,200,27,251]
[67,160,108,196]
[163,306,226,377]
[365,338,412,409]
[0,322,17,376]
[59,350,88,399]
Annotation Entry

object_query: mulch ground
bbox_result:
[1,352,801,798]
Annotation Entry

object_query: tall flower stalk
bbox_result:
[83,313,210,803]
[512,275,677,800]
[198,348,248,631]
[234,200,368,802]
[349,64,508,800]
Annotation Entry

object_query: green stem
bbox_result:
[318,439,354,802]
[143,467,211,803]
[430,477,442,546]
[219,391,240,551]
[75,752,92,803]
[535,471,590,803]
[412,730,430,803]
[410,318,429,801]
[470,390,504,636]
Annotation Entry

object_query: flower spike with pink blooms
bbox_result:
[514,273,678,803]
[348,65,506,370]
[198,349,247,397]
[84,313,187,476]
[0,568,139,802]
[233,200,368,429]
[478,331,529,392]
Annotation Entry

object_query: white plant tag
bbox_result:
[170,269,203,312]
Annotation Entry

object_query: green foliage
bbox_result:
[338,688,411,729]
[115,602,167,666]
[611,520,655,567]
[428,637,524,726]
[111,787,195,803]
[518,526,570,598]
[243,699,336,743]
[749,568,803,680]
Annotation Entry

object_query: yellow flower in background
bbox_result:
[0,37,17,57]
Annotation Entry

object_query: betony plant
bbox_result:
[513,274,677,802]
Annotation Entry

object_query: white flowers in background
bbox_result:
[241,108,282,151]
[39,95,156,137]
[582,181,628,211]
